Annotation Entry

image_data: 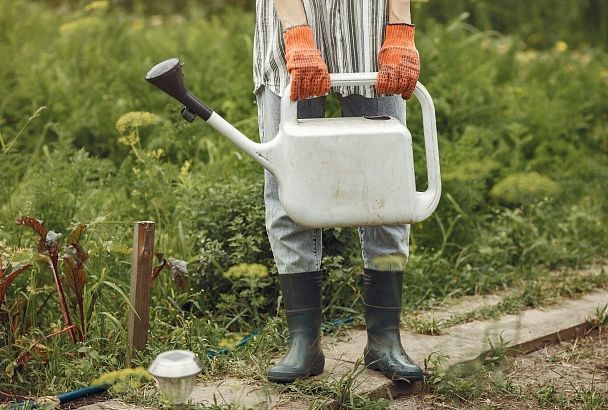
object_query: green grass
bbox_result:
[1,0,608,405]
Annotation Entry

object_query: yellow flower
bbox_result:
[180,160,191,177]
[149,15,164,27]
[150,148,165,160]
[130,18,144,33]
[84,0,109,12]
[515,50,537,65]
[93,367,153,393]
[223,263,269,280]
[118,132,139,146]
[115,111,159,133]
[494,38,514,55]
[218,334,244,348]
[504,85,526,97]
[553,41,568,53]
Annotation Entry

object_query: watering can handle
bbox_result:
[408,81,442,221]
[281,73,441,222]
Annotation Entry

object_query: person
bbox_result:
[253,0,422,383]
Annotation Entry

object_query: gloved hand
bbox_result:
[283,25,331,101]
[376,23,420,100]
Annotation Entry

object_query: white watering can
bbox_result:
[145,58,441,228]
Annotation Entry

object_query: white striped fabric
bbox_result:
[253,0,388,98]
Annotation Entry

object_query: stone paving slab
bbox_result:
[326,290,608,368]
[78,290,607,409]
[76,400,152,410]
[188,377,309,409]
[416,293,503,322]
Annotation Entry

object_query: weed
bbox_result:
[405,316,443,335]
[587,304,608,333]
[578,385,608,410]
[536,384,562,407]
[288,359,390,409]
[424,334,511,404]
[423,351,449,387]
[556,368,608,410]
[483,334,510,367]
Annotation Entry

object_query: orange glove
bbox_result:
[376,24,420,100]
[283,25,331,101]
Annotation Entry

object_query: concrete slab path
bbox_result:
[78,290,607,409]
[186,290,607,409]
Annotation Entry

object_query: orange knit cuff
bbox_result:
[283,25,316,50]
[383,24,416,47]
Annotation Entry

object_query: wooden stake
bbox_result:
[127,221,155,367]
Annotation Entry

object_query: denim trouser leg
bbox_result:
[338,94,410,271]
[257,86,325,274]
[256,86,410,274]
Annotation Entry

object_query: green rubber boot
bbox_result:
[267,271,325,383]
[362,269,423,381]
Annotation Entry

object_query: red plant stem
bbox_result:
[11,311,20,335]
[48,257,78,343]
[35,323,77,344]
[16,324,79,366]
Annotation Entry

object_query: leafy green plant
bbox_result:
[587,304,608,333]
[219,263,271,325]
[406,316,443,335]
[292,359,390,409]
[490,172,562,206]
[0,258,32,346]
[15,217,79,343]
[92,366,154,393]
[536,384,561,407]
[61,224,89,339]
[0,260,31,307]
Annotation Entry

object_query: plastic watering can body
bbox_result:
[145,60,441,228]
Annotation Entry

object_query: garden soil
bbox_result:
[393,331,608,409]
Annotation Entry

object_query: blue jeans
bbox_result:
[256,86,410,274]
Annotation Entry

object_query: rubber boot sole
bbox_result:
[364,352,423,382]
[267,358,325,383]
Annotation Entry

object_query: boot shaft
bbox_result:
[279,270,323,344]
[268,271,325,383]
[362,269,404,334]
[279,270,323,313]
[362,269,404,310]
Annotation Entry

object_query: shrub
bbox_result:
[490,172,562,206]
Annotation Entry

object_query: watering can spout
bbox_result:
[145,58,213,121]
[145,58,273,171]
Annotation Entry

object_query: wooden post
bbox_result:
[127,221,155,367]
